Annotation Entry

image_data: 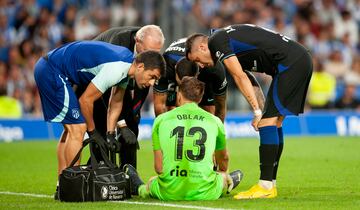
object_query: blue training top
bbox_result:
[46,40,134,93]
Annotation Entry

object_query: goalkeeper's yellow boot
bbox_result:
[233,184,277,199]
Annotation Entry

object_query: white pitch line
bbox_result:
[111,200,237,210]
[0,191,52,198]
[0,191,240,210]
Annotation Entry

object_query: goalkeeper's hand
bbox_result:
[106,132,121,152]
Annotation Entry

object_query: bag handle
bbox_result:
[68,138,93,167]
[68,138,117,169]
[88,140,117,170]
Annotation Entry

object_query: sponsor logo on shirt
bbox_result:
[167,82,176,92]
[165,46,185,53]
[170,166,188,177]
[165,38,187,53]
[220,78,227,90]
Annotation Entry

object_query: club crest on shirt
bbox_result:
[72,108,80,119]
[215,51,224,60]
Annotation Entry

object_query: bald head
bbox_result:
[135,25,165,53]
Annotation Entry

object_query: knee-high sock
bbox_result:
[273,127,284,181]
[259,126,279,181]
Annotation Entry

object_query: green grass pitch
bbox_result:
[0,136,359,210]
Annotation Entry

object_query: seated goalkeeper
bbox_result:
[124,76,242,200]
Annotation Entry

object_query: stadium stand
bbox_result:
[0,0,359,118]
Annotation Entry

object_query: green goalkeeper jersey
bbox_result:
[150,102,226,200]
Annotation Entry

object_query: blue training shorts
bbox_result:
[34,57,85,124]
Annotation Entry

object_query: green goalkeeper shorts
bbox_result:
[148,172,224,201]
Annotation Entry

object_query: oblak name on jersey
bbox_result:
[176,114,204,121]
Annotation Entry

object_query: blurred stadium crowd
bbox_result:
[0,0,359,118]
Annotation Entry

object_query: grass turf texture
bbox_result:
[0,136,359,210]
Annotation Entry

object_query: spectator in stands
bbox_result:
[316,0,340,25]
[334,79,360,110]
[110,0,138,27]
[312,25,332,61]
[334,9,358,48]
[0,85,22,118]
[324,50,350,80]
[74,14,98,40]
[308,57,336,109]
[344,56,360,86]
[0,12,16,46]
[0,0,359,117]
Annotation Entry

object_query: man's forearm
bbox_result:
[154,150,163,174]
[254,86,265,111]
[224,57,260,112]
[244,70,265,111]
[154,104,167,116]
[214,94,227,123]
[79,97,95,131]
[153,92,168,116]
[107,103,122,132]
[107,87,125,132]
[234,74,260,111]
[215,150,229,172]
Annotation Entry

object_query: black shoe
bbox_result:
[54,186,59,200]
[227,170,243,194]
[123,164,144,195]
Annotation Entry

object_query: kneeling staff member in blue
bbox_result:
[34,40,166,197]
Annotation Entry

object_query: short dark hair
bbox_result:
[135,50,166,77]
[175,57,199,80]
[185,33,207,59]
[178,76,205,103]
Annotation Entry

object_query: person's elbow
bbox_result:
[219,151,229,163]
[223,152,229,163]
[154,150,163,174]
[154,102,167,116]
[216,150,229,171]
[154,103,164,116]
[79,95,90,108]
[155,164,162,174]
